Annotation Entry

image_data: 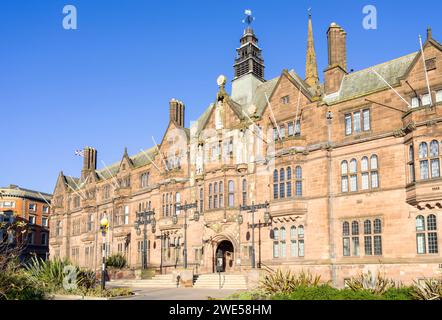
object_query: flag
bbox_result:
[75,149,84,157]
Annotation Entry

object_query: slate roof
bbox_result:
[0,185,52,202]
[95,146,157,181]
[323,52,418,104]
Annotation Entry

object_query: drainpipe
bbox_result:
[326,110,337,286]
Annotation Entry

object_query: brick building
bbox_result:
[0,184,51,261]
[50,15,442,286]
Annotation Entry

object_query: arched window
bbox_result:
[298,225,304,238]
[430,141,440,178]
[350,159,357,174]
[228,180,234,207]
[280,227,287,257]
[295,166,302,197]
[416,215,425,231]
[341,161,349,192]
[351,221,360,256]
[165,193,169,216]
[370,155,378,170]
[280,169,285,199]
[242,179,247,206]
[361,157,369,190]
[430,140,439,157]
[428,214,437,231]
[287,167,292,197]
[290,226,297,257]
[341,161,348,175]
[290,226,296,239]
[209,183,213,209]
[297,226,305,257]
[352,221,359,235]
[343,222,350,236]
[361,157,369,172]
[273,169,278,200]
[419,142,428,159]
[373,219,382,234]
[364,220,372,235]
[371,155,379,189]
[350,159,358,192]
[273,228,280,258]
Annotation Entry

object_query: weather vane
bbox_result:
[242,9,254,26]
[308,8,312,17]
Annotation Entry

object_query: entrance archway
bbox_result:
[215,240,234,273]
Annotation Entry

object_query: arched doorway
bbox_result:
[215,240,234,273]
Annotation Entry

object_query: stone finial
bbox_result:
[427,27,432,40]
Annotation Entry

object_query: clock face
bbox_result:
[217,75,226,86]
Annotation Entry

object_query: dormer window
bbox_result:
[281,96,290,104]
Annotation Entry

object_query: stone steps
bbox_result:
[109,274,178,288]
[193,274,248,289]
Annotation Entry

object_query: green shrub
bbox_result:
[0,270,45,300]
[411,278,442,300]
[382,287,413,300]
[106,254,127,269]
[273,285,383,300]
[260,270,323,295]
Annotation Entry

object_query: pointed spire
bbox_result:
[124,147,128,157]
[305,11,319,88]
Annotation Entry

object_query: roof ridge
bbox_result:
[346,51,418,77]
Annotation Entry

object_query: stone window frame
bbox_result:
[228,180,235,208]
[344,107,371,136]
[140,172,150,189]
[341,155,379,194]
[289,225,305,258]
[281,95,290,105]
[417,140,441,181]
[342,218,383,257]
[416,214,439,255]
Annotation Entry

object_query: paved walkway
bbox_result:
[109,286,240,300]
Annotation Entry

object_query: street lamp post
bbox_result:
[173,201,199,269]
[99,216,109,290]
[134,209,156,270]
[239,201,270,269]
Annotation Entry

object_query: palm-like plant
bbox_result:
[346,271,397,295]
[260,270,322,295]
[411,278,442,300]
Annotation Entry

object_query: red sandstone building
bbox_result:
[50,15,442,287]
[0,184,51,261]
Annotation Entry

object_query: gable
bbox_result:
[261,72,312,125]
[402,40,442,88]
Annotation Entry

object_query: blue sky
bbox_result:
[1,0,441,193]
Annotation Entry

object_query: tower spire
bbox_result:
[305,10,319,88]
[233,10,264,80]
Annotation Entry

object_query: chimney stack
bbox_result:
[324,22,348,95]
[81,146,97,179]
[169,99,185,127]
